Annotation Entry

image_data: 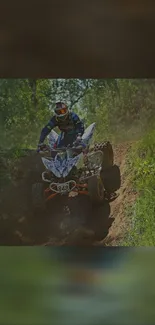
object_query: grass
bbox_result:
[122,128,155,246]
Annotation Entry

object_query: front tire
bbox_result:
[102,164,121,194]
[94,141,114,169]
[88,175,104,204]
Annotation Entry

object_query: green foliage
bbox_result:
[0,79,52,148]
[123,128,155,246]
[2,78,155,150]
[81,79,155,143]
[0,78,119,149]
[50,79,117,109]
[50,79,90,107]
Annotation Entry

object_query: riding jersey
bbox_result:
[39,112,84,144]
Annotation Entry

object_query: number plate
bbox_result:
[50,180,76,193]
[57,183,70,193]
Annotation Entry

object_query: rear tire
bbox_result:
[88,175,104,204]
[102,164,121,194]
[31,182,46,211]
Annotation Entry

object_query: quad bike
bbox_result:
[31,123,121,211]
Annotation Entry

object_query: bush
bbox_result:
[123,128,155,246]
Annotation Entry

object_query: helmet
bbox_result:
[54,102,69,121]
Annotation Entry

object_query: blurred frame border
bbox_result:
[0,1,154,321]
[0,0,155,77]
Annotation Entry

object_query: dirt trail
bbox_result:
[0,142,137,245]
[96,141,138,246]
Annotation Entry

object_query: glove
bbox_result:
[37,143,47,152]
[73,134,86,149]
[74,133,82,145]
[76,134,82,142]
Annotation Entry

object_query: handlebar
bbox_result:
[37,145,85,154]
[50,146,84,153]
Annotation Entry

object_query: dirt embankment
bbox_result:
[0,143,137,246]
[97,142,138,246]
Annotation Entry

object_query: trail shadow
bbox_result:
[51,196,115,245]
[0,184,115,245]
[88,200,115,242]
[0,151,93,245]
[45,195,92,240]
[0,180,116,245]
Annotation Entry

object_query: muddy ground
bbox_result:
[0,143,136,245]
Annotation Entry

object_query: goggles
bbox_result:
[56,107,68,115]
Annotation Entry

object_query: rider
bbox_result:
[37,102,85,151]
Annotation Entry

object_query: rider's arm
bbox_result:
[39,116,57,144]
[72,112,84,136]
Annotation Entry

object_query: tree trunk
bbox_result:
[28,79,38,111]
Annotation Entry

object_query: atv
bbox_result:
[31,123,121,211]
